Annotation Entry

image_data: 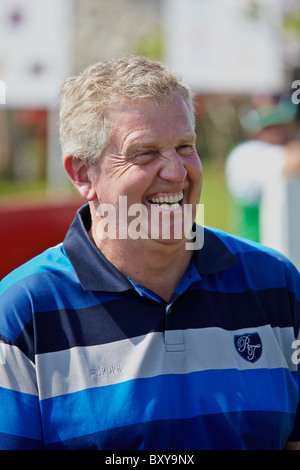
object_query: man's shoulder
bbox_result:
[204,226,300,288]
[0,243,75,315]
[0,243,73,292]
[206,225,286,257]
[0,244,75,343]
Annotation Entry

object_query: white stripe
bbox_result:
[36,325,296,400]
[0,342,6,364]
[0,342,38,395]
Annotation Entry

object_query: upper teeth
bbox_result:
[148,192,183,204]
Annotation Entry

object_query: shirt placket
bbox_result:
[164,302,185,352]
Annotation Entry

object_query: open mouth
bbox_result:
[146,191,183,210]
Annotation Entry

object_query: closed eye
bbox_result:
[176,144,196,157]
[140,150,158,156]
[126,149,159,164]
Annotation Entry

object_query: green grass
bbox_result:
[0,179,46,196]
[196,158,235,234]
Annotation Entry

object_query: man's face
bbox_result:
[90,95,203,244]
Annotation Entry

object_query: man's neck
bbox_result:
[89,227,192,302]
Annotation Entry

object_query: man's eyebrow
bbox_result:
[176,134,196,144]
[124,134,196,153]
[123,141,158,155]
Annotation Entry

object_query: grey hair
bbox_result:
[59,56,195,164]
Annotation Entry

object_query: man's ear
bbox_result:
[63,154,97,201]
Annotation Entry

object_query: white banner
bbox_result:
[260,176,300,271]
[164,0,285,94]
[0,0,73,108]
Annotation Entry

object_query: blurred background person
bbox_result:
[225,94,300,242]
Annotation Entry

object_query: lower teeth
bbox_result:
[155,203,180,210]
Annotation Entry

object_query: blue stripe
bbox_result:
[34,279,120,313]
[45,411,294,450]
[0,388,42,441]
[192,251,299,295]
[33,297,164,354]
[0,269,121,345]
[209,226,288,257]
[41,367,298,444]
[1,269,120,314]
[0,431,42,450]
[182,288,297,331]
[0,245,77,341]
[208,228,300,300]
[0,284,33,342]
[0,244,73,292]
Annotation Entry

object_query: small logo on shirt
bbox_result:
[234,333,262,363]
[90,364,122,377]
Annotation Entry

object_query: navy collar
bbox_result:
[63,204,236,292]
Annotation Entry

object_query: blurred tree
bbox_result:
[135,27,163,60]
[284,10,300,37]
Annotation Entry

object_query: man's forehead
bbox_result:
[102,96,195,154]
[107,97,193,133]
[107,95,193,120]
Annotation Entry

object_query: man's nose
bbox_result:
[158,149,187,182]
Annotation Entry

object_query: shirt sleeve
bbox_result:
[0,276,43,449]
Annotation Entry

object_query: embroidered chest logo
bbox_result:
[234,333,262,363]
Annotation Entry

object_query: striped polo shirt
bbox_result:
[0,204,300,450]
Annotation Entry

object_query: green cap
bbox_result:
[240,99,298,134]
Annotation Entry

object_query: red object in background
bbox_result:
[0,199,83,280]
